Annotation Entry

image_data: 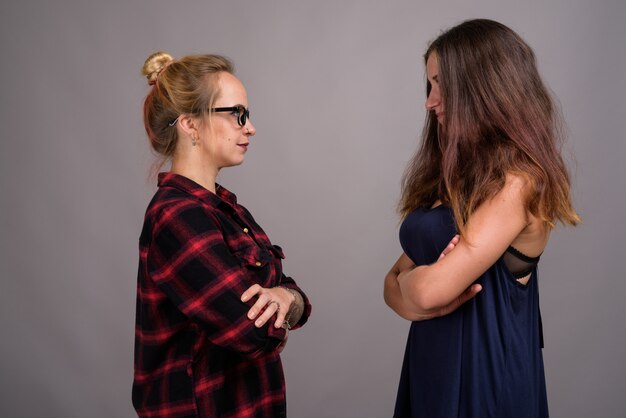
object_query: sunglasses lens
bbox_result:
[238,107,248,126]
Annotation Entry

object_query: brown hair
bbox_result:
[140,52,234,164]
[399,19,580,232]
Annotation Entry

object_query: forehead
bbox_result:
[426,53,439,77]
[216,72,248,105]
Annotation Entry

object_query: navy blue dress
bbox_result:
[393,206,548,418]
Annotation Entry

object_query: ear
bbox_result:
[177,114,200,138]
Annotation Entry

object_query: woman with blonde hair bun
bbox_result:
[133,51,311,418]
[384,19,579,417]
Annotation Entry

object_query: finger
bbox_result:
[255,301,280,328]
[446,235,460,250]
[258,288,290,328]
[459,284,482,304]
[441,243,455,257]
[266,289,289,328]
[438,243,454,259]
[247,292,271,320]
[274,304,288,329]
[468,283,482,295]
[436,283,481,317]
[438,235,461,260]
[241,284,262,303]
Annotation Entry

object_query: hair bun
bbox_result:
[142,51,174,85]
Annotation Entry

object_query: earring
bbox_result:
[191,135,198,146]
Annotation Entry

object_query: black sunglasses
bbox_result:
[210,105,250,127]
[168,105,251,128]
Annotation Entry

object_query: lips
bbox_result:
[238,143,249,150]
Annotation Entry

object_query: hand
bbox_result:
[438,234,460,260]
[394,236,482,321]
[422,283,482,319]
[427,234,481,317]
[241,285,296,329]
[396,235,459,287]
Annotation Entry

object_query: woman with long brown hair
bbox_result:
[384,19,579,417]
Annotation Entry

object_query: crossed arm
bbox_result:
[384,237,483,320]
[241,283,306,330]
[149,202,309,356]
[385,175,529,320]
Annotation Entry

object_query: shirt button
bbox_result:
[243,228,249,233]
[255,261,262,267]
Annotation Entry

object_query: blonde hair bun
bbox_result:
[141,51,174,85]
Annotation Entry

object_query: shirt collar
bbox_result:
[157,172,238,210]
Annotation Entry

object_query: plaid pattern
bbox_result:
[133,173,311,418]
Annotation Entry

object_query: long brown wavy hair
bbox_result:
[399,19,580,233]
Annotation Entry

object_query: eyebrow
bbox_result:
[214,103,246,108]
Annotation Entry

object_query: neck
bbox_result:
[170,152,219,193]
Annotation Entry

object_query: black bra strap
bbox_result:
[503,246,542,279]
[506,246,541,262]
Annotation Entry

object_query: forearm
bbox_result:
[384,270,429,321]
[398,258,482,314]
[398,264,454,313]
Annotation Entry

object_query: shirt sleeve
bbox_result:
[146,200,286,358]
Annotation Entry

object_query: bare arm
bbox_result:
[384,253,423,320]
[384,238,482,321]
[398,175,528,314]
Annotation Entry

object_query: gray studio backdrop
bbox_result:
[1,0,624,417]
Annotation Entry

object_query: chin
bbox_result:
[225,158,245,168]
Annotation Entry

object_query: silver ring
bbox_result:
[268,300,280,311]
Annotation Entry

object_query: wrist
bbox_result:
[278,286,298,329]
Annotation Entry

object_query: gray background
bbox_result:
[1,0,624,417]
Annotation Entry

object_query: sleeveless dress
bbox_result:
[393,206,549,418]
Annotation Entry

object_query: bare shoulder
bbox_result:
[472,173,528,224]
[501,172,529,201]
[505,173,550,255]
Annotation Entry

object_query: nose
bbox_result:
[425,86,440,111]
[244,120,256,136]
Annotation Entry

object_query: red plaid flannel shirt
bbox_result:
[133,173,311,418]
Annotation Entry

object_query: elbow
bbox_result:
[221,322,287,359]
[242,332,286,359]
[382,273,393,308]
[404,282,445,314]
[383,286,393,309]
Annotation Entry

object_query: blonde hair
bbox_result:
[140,51,234,166]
